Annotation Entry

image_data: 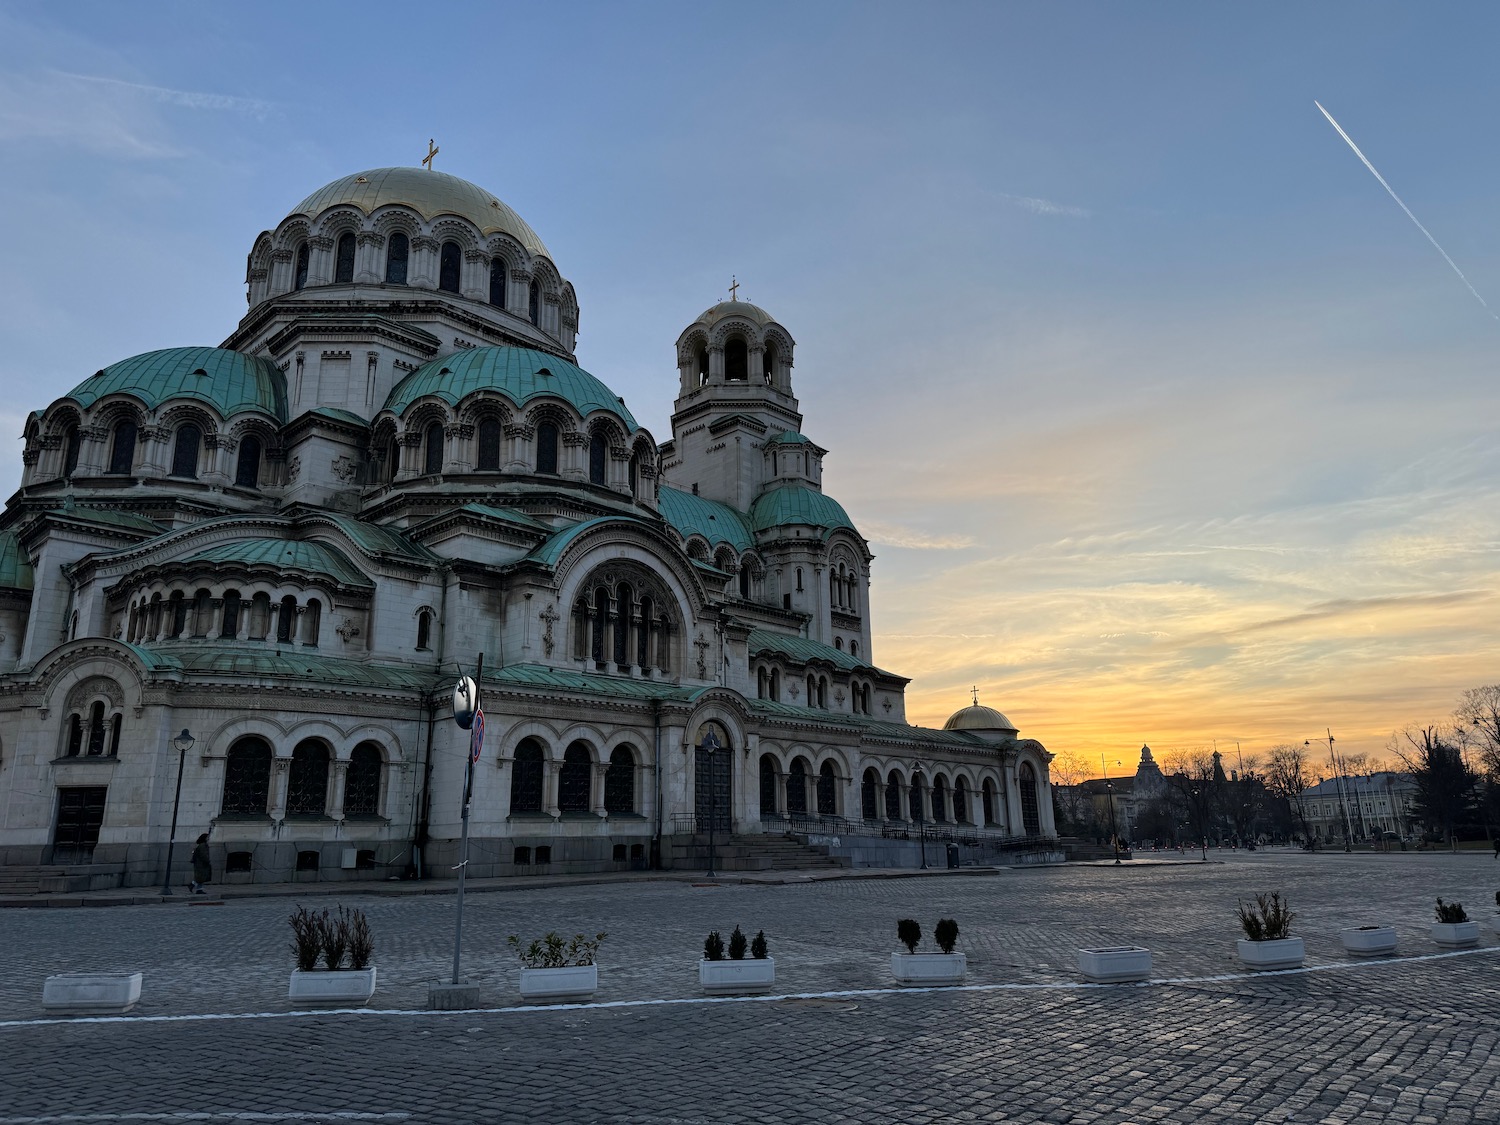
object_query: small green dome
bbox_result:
[65,348,287,421]
[659,487,755,552]
[750,485,857,537]
[291,168,551,259]
[384,346,637,431]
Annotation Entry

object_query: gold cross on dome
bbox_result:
[422,139,439,171]
[728,276,739,301]
[970,685,979,705]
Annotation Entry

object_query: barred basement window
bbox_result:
[613,844,627,861]
[225,850,252,873]
[296,849,320,871]
[535,845,551,864]
[514,846,532,865]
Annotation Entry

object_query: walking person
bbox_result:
[189,833,211,895]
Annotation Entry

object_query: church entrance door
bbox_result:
[694,745,733,834]
[53,786,107,864]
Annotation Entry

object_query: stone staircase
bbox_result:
[669,833,850,873]
[0,864,124,896]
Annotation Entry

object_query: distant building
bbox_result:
[1296,772,1416,841]
[1075,745,1164,840]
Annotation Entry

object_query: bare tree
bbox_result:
[1264,744,1313,844]
[1455,684,1500,778]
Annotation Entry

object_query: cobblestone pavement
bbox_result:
[3,849,1499,1123]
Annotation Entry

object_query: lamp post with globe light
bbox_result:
[160,728,195,896]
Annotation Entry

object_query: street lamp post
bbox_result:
[701,729,722,878]
[160,728,195,896]
[1106,780,1121,865]
[1306,730,1351,852]
[1191,787,1207,861]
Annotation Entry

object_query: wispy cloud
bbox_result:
[996,191,1090,218]
[862,520,976,550]
[53,72,274,119]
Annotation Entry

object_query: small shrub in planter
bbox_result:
[891,917,965,985]
[509,931,607,1001]
[287,905,377,1005]
[1431,897,1480,948]
[1235,892,1303,971]
[699,925,774,995]
[703,930,725,962]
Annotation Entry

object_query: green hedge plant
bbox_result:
[897,918,921,954]
[1236,892,1295,941]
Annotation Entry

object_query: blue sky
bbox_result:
[1,1,1496,772]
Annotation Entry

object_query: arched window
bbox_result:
[385,437,400,481]
[862,768,879,820]
[477,417,502,470]
[605,746,635,814]
[818,676,828,708]
[510,739,544,813]
[293,242,310,290]
[87,701,106,756]
[588,432,607,485]
[287,741,329,816]
[528,279,540,326]
[739,564,752,600]
[817,761,837,816]
[168,591,186,638]
[759,755,778,815]
[763,344,776,385]
[1019,762,1041,835]
[591,587,608,664]
[834,637,843,651]
[66,714,83,757]
[536,422,559,474]
[439,241,462,293]
[806,674,817,707]
[628,454,639,495]
[850,641,860,660]
[696,347,709,386]
[757,667,768,699]
[302,599,321,646]
[249,592,272,640]
[235,436,262,488]
[725,337,748,381]
[416,609,432,651]
[345,743,383,817]
[334,233,356,283]
[191,589,211,637]
[885,771,903,820]
[796,568,804,592]
[982,780,996,826]
[910,773,926,823]
[221,590,241,639]
[559,742,592,812]
[769,668,780,701]
[276,595,298,644]
[786,759,808,815]
[423,422,444,476]
[489,258,507,308]
[932,777,948,823]
[108,714,122,757]
[637,596,653,667]
[62,425,80,477]
[385,232,409,285]
[221,738,272,816]
[171,424,201,479]
[613,583,632,666]
[107,421,136,475]
[953,777,969,824]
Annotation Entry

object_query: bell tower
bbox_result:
[660,298,802,510]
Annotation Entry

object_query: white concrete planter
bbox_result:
[1077,946,1151,983]
[288,967,377,1006]
[42,972,143,1014]
[1340,926,1397,957]
[1430,920,1479,948]
[518,964,598,1002]
[699,957,777,995]
[890,951,966,985]
[1492,914,1500,935]
[1236,936,1304,971]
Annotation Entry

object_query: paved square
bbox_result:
[2,850,1498,1124]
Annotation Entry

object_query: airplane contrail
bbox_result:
[1314,99,1497,321]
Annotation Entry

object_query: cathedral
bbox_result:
[0,165,1056,889]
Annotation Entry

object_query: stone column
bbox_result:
[543,760,560,817]
[269,757,291,820]
[462,250,488,300]
[355,231,384,284]
[329,760,349,822]
[592,763,609,819]
[307,236,334,285]
[1003,757,1023,835]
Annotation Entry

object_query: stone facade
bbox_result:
[0,166,1056,888]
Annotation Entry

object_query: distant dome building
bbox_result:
[0,165,1056,890]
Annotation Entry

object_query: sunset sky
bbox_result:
[1,2,1495,774]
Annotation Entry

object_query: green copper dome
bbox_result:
[291,168,551,259]
[384,346,637,431]
[750,485,858,537]
[658,487,755,552]
[65,348,288,421]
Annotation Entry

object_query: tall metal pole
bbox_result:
[703,729,720,878]
[160,730,192,896]
[1107,781,1121,865]
[451,653,482,987]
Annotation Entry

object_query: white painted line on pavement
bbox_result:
[0,944,1492,1030]
[0,1122,411,1125]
